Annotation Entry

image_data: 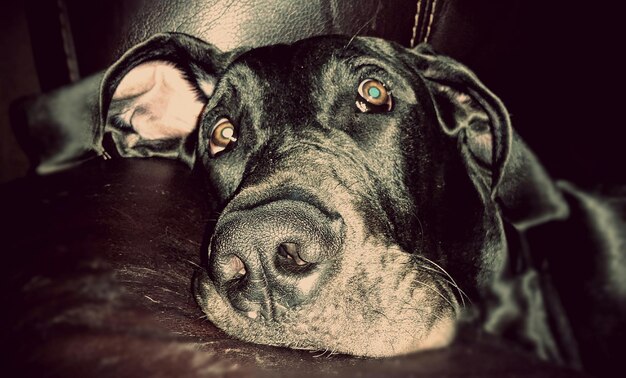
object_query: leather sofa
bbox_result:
[22,0,625,185]
[3,0,615,376]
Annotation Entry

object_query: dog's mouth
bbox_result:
[194,181,459,357]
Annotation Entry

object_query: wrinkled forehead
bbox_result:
[209,36,419,121]
[225,36,404,85]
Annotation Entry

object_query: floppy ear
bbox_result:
[100,32,235,166]
[410,44,568,229]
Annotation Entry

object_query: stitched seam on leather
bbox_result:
[424,0,438,43]
[410,0,423,47]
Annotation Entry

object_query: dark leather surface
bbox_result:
[0,158,587,377]
[63,0,416,79]
[10,72,103,175]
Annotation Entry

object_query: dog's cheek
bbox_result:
[308,241,458,356]
[202,154,249,202]
[352,116,417,244]
[194,232,458,357]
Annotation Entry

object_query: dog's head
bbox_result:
[99,33,567,357]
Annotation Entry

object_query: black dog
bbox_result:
[98,32,625,375]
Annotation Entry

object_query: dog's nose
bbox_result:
[208,200,344,320]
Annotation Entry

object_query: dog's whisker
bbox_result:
[397,297,444,325]
[344,10,380,49]
[414,214,426,246]
[312,348,329,358]
[415,255,470,307]
[434,278,468,309]
[184,259,203,269]
[417,264,468,306]
[414,279,455,310]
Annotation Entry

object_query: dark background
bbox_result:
[0,2,35,183]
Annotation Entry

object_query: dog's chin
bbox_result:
[194,241,458,357]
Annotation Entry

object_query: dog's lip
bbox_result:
[194,254,460,357]
[194,269,257,319]
[196,269,294,324]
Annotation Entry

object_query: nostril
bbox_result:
[277,242,309,267]
[209,199,345,318]
[222,254,247,282]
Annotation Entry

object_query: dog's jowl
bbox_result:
[99,32,626,370]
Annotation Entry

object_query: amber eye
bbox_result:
[356,79,393,112]
[209,118,237,157]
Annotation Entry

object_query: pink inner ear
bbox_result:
[112,61,205,140]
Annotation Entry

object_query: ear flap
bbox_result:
[410,44,569,229]
[99,32,234,166]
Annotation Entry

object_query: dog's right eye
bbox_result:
[209,118,238,157]
[356,79,393,113]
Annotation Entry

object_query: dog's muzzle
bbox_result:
[208,199,345,320]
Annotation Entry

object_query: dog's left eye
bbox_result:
[356,79,393,113]
[209,118,238,157]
